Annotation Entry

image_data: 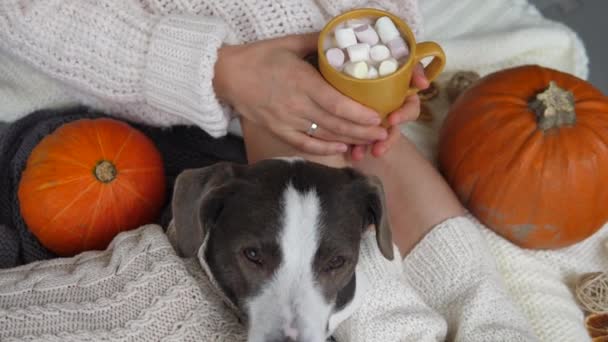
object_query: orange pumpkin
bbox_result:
[18,118,166,256]
[439,65,608,249]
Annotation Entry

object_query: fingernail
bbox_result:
[378,131,388,140]
[337,144,348,152]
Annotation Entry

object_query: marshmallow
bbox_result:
[344,61,369,79]
[375,16,401,44]
[354,24,379,45]
[370,44,390,62]
[325,48,345,69]
[346,43,370,63]
[378,58,399,76]
[335,28,357,49]
[367,65,379,79]
[387,37,409,59]
[346,18,372,29]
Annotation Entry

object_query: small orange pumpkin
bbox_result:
[18,118,166,256]
[439,65,608,249]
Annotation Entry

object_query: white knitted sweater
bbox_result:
[0,0,601,341]
[0,0,421,135]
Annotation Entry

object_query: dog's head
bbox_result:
[171,158,393,342]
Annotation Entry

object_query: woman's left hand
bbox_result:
[350,64,430,161]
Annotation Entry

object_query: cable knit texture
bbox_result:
[0,0,420,136]
[0,225,247,341]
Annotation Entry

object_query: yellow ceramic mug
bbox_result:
[318,8,446,120]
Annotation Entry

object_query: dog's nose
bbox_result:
[283,324,298,341]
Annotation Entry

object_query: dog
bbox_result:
[169,158,394,342]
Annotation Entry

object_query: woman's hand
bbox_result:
[350,64,430,162]
[213,33,388,155]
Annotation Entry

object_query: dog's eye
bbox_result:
[243,247,262,265]
[325,256,346,271]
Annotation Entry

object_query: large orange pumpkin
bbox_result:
[439,65,608,249]
[18,118,166,256]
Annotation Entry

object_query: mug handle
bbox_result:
[407,41,446,95]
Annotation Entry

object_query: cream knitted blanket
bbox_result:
[0,225,248,341]
[400,1,606,341]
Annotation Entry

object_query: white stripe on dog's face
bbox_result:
[246,184,330,342]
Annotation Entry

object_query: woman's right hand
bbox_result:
[213,33,388,155]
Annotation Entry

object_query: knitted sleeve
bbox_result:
[403,215,539,341]
[333,231,448,342]
[315,0,423,37]
[0,1,231,137]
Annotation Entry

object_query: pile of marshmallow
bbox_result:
[324,16,410,79]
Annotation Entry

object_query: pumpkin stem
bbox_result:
[529,81,576,130]
[95,160,117,183]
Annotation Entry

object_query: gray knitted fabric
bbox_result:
[0,225,19,268]
[0,106,246,268]
[0,113,13,267]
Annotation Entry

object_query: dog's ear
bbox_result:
[171,162,243,257]
[363,175,394,260]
